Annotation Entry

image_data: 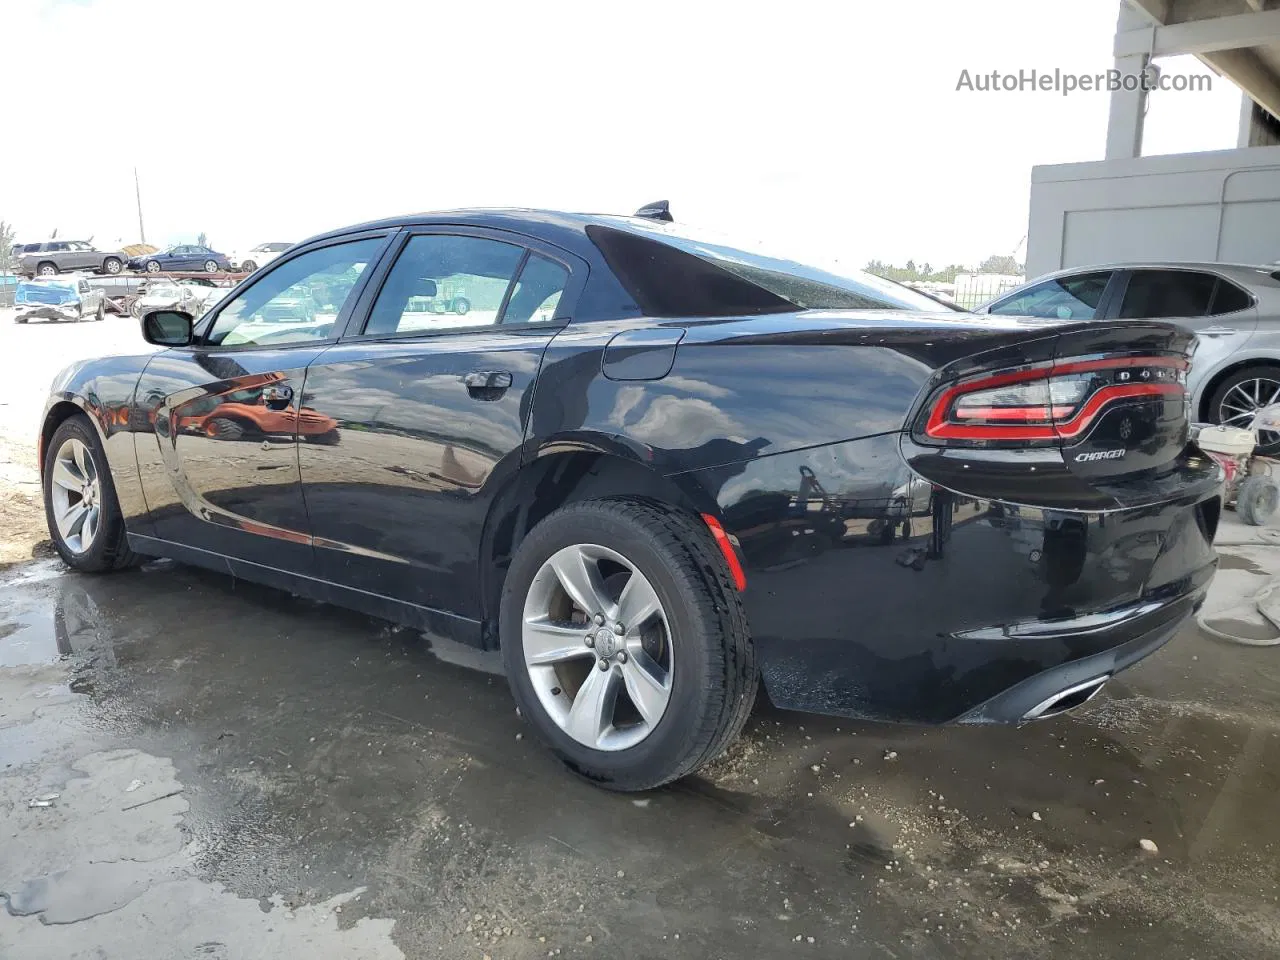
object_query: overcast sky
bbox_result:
[1,0,1243,266]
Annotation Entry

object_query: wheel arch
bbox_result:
[1196,356,1280,422]
[39,398,104,471]
[476,447,719,648]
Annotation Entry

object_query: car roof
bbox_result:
[1035,261,1280,284]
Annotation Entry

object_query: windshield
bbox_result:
[597,216,944,312]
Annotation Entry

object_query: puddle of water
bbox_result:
[0,599,62,666]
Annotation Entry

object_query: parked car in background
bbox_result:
[37,207,1221,791]
[127,244,231,274]
[976,262,1280,451]
[16,241,128,277]
[230,242,292,273]
[129,278,228,318]
[14,275,106,322]
[85,275,151,315]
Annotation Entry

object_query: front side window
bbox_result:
[1118,270,1215,319]
[204,237,382,347]
[363,234,525,336]
[989,272,1112,320]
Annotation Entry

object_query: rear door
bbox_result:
[132,233,393,572]
[298,228,582,620]
[1108,268,1259,419]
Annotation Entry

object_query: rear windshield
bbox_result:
[592,216,943,313]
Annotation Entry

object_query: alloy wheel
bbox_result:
[49,438,102,554]
[146,261,161,273]
[205,260,218,273]
[1218,376,1280,449]
[522,543,674,751]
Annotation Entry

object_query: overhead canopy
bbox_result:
[1122,0,1280,119]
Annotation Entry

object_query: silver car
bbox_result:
[976,262,1280,450]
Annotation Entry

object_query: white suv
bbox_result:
[230,242,292,273]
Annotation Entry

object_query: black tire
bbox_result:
[145,260,161,273]
[204,417,245,441]
[240,260,257,273]
[500,498,757,792]
[1208,365,1280,455]
[102,257,123,275]
[42,416,140,572]
[1237,475,1280,526]
[37,261,57,276]
[453,297,471,316]
[204,259,219,273]
[95,300,105,322]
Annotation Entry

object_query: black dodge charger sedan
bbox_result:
[38,205,1220,790]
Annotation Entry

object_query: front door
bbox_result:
[299,230,578,620]
[132,234,392,572]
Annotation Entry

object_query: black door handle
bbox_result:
[464,370,513,400]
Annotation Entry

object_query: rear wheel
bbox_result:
[240,259,257,273]
[204,259,219,273]
[1210,365,1280,454]
[500,498,756,792]
[37,262,57,276]
[453,296,471,315]
[43,416,139,572]
[95,300,105,322]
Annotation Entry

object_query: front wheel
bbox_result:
[145,260,162,273]
[43,416,139,572]
[94,300,105,322]
[500,498,757,792]
[204,259,219,273]
[1238,475,1280,526]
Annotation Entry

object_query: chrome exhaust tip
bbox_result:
[1022,676,1109,721]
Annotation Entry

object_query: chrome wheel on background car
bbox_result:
[204,259,218,273]
[1213,367,1280,453]
[49,437,102,555]
[38,262,56,276]
[522,543,674,751]
[146,260,161,273]
[103,258,122,275]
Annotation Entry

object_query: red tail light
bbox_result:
[921,356,1188,445]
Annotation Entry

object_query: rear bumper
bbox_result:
[693,433,1221,725]
[954,588,1202,723]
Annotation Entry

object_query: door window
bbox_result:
[503,254,569,323]
[1118,270,1215,319]
[204,238,382,347]
[1210,279,1253,315]
[989,272,1111,320]
[362,234,525,336]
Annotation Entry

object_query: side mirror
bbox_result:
[141,309,194,346]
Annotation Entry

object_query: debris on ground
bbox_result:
[1139,838,1160,854]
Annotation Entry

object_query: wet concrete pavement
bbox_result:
[3,529,1280,958]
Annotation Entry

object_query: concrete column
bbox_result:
[1105,2,1154,160]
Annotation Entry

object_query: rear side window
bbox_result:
[503,254,569,324]
[1210,279,1253,315]
[1118,270,1215,319]
[362,234,525,336]
[989,272,1111,320]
